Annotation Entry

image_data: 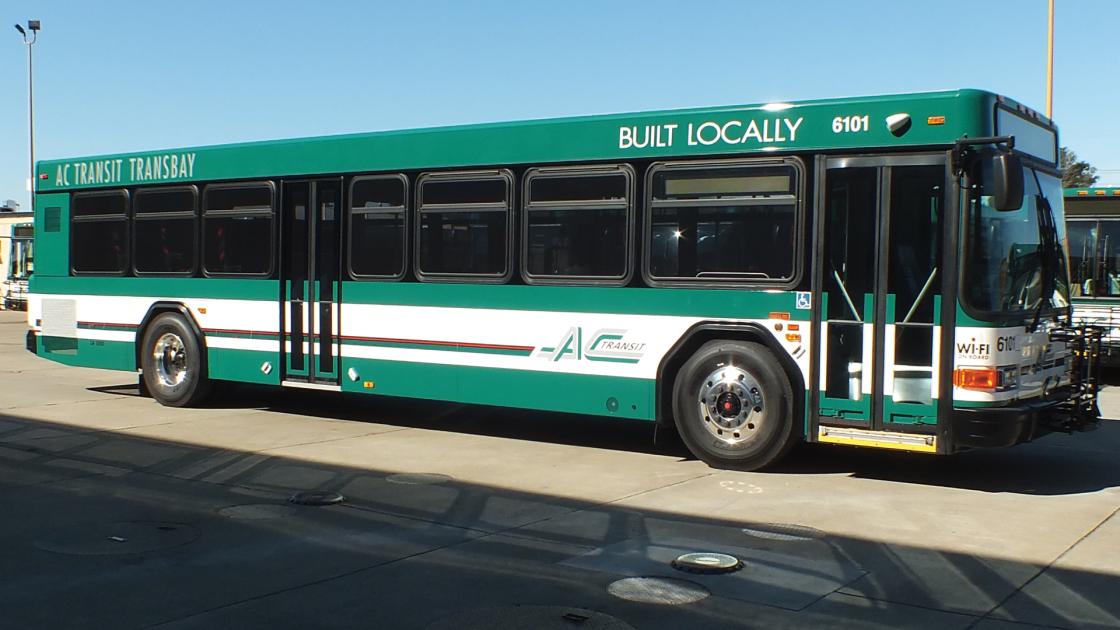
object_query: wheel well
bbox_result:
[134,302,206,372]
[656,323,806,437]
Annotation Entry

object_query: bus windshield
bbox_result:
[963,165,1069,315]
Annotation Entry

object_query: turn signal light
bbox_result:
[953,367,998,390]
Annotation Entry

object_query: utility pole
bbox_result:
[1046,0,1054,118]
[14,20,40,211]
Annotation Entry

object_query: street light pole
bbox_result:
[1046,0,1054,118]
[14,20,40,211]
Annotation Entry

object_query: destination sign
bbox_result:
[51,152,197,188]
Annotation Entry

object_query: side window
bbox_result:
[133,186,198,275]
[522,166,632,283]
[72,190,129,275]
[416,170,513,281]
[202,183,275,276]
[646,160,801,284]
[349,175,407,279]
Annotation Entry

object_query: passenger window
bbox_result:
[416,171,512,280]
[349,176,407,279]
[202,184,274,276]
[523,167,632,282]
[72,191,130,275]
[647,162,800,283]
[133,187,197,275]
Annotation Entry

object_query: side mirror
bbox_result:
[990,152,1024,211]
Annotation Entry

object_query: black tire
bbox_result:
[672,340,797,470]
[140,312,211,407]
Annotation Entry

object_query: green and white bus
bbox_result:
[26,89,1100,470]
[1066,186,1120,364]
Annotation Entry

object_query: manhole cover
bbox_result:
[426,606,633,630]
[672,552,743,574]
[741,523,825,542]
[34,521,199,556]
[386,473,452,485]
[218,504,298,520]
[607,577,709,605]
[288,491,345,506]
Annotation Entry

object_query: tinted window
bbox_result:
[352,177,405,209]
[648,163,798,282]
[204,186,272,214]
[135,220,195,274]
[419,211,507,275]
[417,173,511,278]
[203,184,273,276]
[134,187,197,275]
[72,191,129,275]
[524,170,631,280]
[422,178,506,206]
[350,176,406,278]
[203,215,273,275]
[72,220,129,274]
[73,192,128,217]
[351,212,405,277]
[530,174,627,203]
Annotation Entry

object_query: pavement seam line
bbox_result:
[966,503,1120,630]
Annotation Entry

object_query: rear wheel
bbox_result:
[672,340,797,470]
[140,313,211,407]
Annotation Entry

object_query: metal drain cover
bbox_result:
[288,491,345,506]
[607,576,710,605]
[34,521,199,556]
[218,504,298,520]
[741,523,825,542]
[672,552,743,574]
[425,605,633,630]
[386,472,452,485]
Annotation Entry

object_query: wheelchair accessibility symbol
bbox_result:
[795,292,811,310]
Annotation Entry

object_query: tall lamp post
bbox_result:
[1046,0,1054,118]
[14,20,40,211]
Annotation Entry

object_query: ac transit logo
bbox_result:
[535,328,646,364]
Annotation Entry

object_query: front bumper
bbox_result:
[952,396,1099,449]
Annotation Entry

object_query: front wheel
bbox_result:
[672,340,797,470]
[140,313,211,407]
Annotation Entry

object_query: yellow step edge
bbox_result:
[818,426,937,453]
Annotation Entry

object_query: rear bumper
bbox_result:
[952,397,1098,449]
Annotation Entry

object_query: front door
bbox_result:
[814,156,946,433]
[282,179,342,385]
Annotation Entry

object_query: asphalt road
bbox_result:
[1,310,1118,629]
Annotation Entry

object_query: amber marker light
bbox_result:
[927,115,946,125]
[953,367,998,390]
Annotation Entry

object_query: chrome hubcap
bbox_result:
[697,365,765,446]
[153,333,188,387]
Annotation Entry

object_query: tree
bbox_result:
[1060,147,1099,188]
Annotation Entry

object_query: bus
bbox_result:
[1066,186,1120,364]
[25,89,1101,470]
[4,223,33,311]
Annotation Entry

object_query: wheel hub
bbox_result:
[153,333,188,387]
[697,365,765,446]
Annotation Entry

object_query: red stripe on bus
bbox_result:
[341,334,534,352]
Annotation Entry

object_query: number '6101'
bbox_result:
[832,115,869,133]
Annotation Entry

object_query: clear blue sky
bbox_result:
[3,0,1119,210]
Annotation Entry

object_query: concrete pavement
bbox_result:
[1,310,1118,629]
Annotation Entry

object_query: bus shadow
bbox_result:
[83,381,1120,496]
[1,409,1119,629]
